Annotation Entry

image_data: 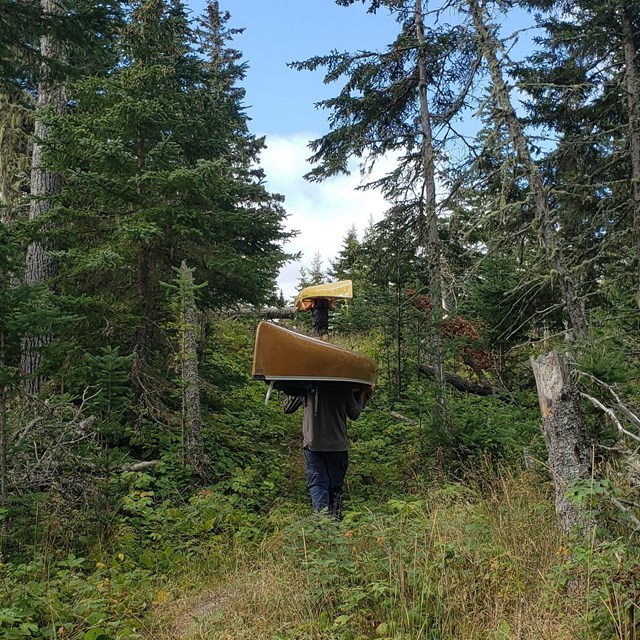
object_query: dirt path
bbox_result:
[167,591,228,639]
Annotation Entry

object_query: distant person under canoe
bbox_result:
[284,382,370,520]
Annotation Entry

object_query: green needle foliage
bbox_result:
[40,0,293,373]
[0,2,639,638]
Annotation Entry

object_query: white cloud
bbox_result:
[259,133,392,301]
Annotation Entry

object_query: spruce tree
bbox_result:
[328,225,361,281]
[21,0,68,395]
[292,0,478,414]
[42,0,292,387]
[514,0,640,307]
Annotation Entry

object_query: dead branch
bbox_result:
[220,306,296,320]
[418,363,494,396]
[121,460,160,472]
[615,402,640,431]
[461,353,494,390]
[389,411,418,424]
[610,496,640,530]
[580,392,640,444]
[579,370,640,427]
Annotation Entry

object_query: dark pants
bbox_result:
[303,449,348,519]
[311,304,329,337]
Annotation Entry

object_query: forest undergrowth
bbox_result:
[149,470,586,640]
[1,321,637,640]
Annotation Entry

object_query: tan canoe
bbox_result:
[294,280,353,311]
[252,322,377,389]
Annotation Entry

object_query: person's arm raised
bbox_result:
[283,395,304,414]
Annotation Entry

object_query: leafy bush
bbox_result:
[420,391,543,473]
[0,554,152,640]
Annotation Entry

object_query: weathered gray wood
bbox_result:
[21,0,67,394]
[531,351,592,533]
[220,306,296,320]
[1,332,7,510]
[121,460,160,473]
[179,262,205,477]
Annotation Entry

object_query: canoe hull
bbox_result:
[252,322,376,389]
[294,280,353,311]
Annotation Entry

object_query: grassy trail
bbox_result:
[147,471,586,640]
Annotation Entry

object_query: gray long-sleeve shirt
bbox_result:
[283,382,363,451]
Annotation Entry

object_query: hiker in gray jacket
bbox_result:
[284,381,368,519]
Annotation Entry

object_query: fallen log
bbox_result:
[220,306,296,320]
[417,363,494,396]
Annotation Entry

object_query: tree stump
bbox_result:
[531,351,592,534]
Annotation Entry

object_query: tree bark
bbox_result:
[21,0,67,394]
[531,351,592,534]
[178,262,205,477]
[0,332,7,510]
[621,4,640,306]
[415,0,447,417]
[468,0,588,339]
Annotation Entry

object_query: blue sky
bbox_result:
[185,1,535,299]
[180,0,402,298]
[200,1,400,135]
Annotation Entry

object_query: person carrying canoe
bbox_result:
[284,382,371,519]
[310,298,332,340]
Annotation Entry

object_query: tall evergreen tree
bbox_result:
[298,252,326,289]
[42,0,292,389]
[292,0,478,415]
[328,224,361,281]
[21,0,68,394]
[468,0,589,339]
[514,0,640,307]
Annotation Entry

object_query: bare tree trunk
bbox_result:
[136,245,151,357]
[469,0,588,339]
[415,0,447,417]
[0,97,31,222]
[621,4,640,305]
[0,329,10,554]
[178,261,205,477]
[531,351,592,533]
[21,0,67,394]
[396,267,402,399]
[0,332,7,510]
[134,123,150,361]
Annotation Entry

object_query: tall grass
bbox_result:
[152,469,586,639]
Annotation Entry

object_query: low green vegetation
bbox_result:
[1,321,638,640]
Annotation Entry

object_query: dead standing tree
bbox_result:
[531,352,591,533]
[469,0,592,531]
[21,0,68,395]
[172,261,207,478]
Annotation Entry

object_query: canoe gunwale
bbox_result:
[252,374,374,386]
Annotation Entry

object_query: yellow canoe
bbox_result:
[294,280,353,311]
[252,322,376,391]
